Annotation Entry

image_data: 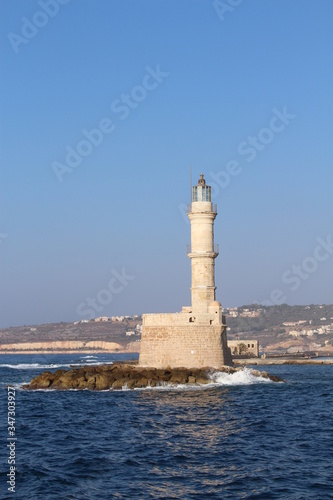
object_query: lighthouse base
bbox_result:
[139,311,232,369]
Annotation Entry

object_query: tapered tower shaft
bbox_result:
[187,174,219,312]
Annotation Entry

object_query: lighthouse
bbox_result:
[139,173,232,369]
[187,173,219,312]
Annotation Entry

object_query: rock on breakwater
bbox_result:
[22,362,284,390]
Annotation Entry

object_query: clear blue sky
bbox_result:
[1,0,332,327]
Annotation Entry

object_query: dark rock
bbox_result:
[85,375,96,390]
[125,379,137,390]
[136,377,148,388]
[76,376,89,389]
[156,370,172,381]
[250,369,284,383]
[191,369,210,384]
[169,369,189,384]
[52,372,75,390]
[53,369,67,378]
[112,378,127,390]
[264,373,285,383]
[95,374,112,390]
[28,371,54,389]
[23,362,284,390]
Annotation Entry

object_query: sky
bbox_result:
[0,0,332,327]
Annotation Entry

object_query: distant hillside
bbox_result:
[1,305,333,354]
[225,304,333,353]
[0,316,142,351]
[226,304,333,331]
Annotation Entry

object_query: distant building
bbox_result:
[240,310,260,318]
[228,340,259,357]
[283,320,307,327]
[289,328,321,337]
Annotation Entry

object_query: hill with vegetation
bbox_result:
[1,305,333,355]
[225,303,333,354]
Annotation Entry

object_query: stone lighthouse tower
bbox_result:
[139,173,232,369]
[188,173,219,312]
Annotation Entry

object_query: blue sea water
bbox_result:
[0,353,332,499]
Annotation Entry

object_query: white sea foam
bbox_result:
[78,361,114,366]
[0,381,27,391]
[0,361,114,370]
[131,368,272,391]
[0,363,63,370]
[209,368,272,386]
[82,361,113,365]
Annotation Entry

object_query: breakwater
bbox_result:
[23,361,283,390]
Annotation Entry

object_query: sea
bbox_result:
[0,353,332,500]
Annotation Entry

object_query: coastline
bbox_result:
[1,350,333,365]
[234,357,333,365]
[0,349,138,355]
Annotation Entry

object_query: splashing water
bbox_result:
[210,367,272,386]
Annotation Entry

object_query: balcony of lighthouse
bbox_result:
[187,203,217,215]
[186,243,219,258]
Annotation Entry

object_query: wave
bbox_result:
[0,361,114,370]
[129,368,273,391]
[66,362,115,369]
[1,381,28,391]
[209,368,272,386]
[0,363,63,370]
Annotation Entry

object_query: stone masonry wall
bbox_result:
[139,324,232,369]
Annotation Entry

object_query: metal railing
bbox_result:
[187,203,217,214]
